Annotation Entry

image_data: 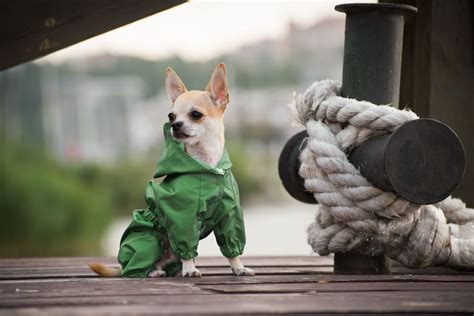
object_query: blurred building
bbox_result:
[1,17,345,165]
[41,73,146,163]
[238,18,344,82]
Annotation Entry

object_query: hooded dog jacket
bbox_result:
[118,123,246,277]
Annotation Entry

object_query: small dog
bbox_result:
[90,63,254,278]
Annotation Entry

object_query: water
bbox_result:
[102,202,318,256]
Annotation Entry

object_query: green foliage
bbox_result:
[233,59,300,88]
[226,141,263,202]
[0,136,267,257]
[0,142,112,257]
[105,160,156,214]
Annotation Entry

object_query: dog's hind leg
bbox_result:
[148,237,177,277]
[148,269,167,277]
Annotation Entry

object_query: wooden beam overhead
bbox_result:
[0,0,187,70]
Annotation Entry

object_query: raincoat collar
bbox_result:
[153,122,232,178]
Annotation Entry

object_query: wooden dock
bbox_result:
[0,256,473,315]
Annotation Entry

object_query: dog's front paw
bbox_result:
[148,269,167,278]
[182,267,202,277]
[232,267,255,276]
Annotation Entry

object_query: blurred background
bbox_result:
[1,0,373,257]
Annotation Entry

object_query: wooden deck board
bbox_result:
[0,256,473,315]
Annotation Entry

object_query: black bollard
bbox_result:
[278,3,465,274]
[335,3,462,275]
[279,3,411,275]
[336,3,416,275]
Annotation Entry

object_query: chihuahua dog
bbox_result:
[89,63,254,278]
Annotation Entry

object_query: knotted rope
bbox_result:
[291,80,474,269]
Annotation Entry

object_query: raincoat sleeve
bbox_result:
[154,176,201,260]
[214,173,246,258]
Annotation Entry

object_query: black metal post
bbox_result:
[336,3,417,105]
[334,2,416,275]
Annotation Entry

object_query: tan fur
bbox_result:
[167,63,229,167]
[88,263,121,277]
[174,91,225,146]
[206,63,230,109]
[165,67,187,102]
[177,91,225,118]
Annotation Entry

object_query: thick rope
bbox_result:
[291,80,474,269]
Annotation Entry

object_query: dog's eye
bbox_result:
[190,111,203,120]
[168,113,176,122]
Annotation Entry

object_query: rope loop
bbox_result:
[291,80,474,269]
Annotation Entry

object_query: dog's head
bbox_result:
[165,63,229,145]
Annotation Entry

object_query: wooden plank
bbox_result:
[1,257,472,280]
[2,265,471,281]
[1,275,472,301]
[0,292,473,313]
[193,274,474,285]
[392,266,474,275]
[0,266,334,280]
[0,256,336,280]
[0,0,186,70]
[0,278,211,300]
[3,255,471,270]
[199,281,474,294]
[0,256,473,314]
[0,256,334,268]
[1,273,473,288]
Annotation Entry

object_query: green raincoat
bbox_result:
[118,122,246,277]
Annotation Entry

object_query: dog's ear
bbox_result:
[206,63,229,109]
[166,67,187,103]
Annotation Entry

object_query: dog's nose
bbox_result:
[172,121,183,131]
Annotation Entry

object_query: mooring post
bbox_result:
[335,3,417,106]
[333,2,417,275]
[278,3,465,275]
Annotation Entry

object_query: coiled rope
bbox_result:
[291,80,474,269]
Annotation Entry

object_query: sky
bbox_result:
[40,0,373,63]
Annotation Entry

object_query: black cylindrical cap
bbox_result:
[350,118,465,204]
[278,131,317,204]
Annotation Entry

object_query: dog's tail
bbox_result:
[88,263,121,277]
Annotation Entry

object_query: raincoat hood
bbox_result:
[154,122,232,178]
